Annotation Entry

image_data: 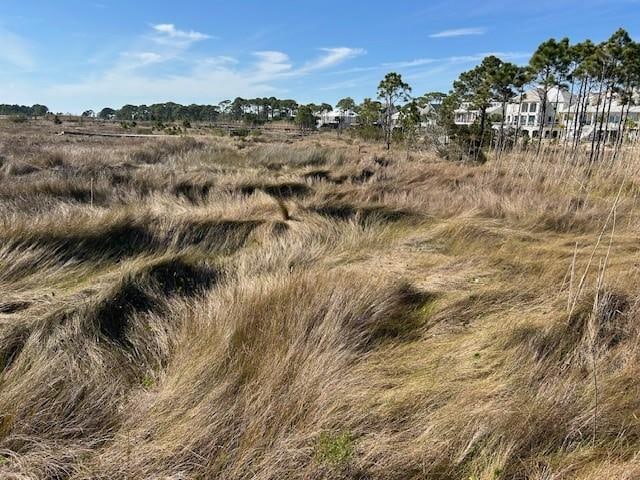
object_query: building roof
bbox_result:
[513,86,574,105]
[320,109,359,120]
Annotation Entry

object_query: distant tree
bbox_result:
[418,92,447,107]
[81,110,95,118]
[117,104,139,121]
[31,104,49,118]
[529,37,570,152]
[295,104,317,131]
[490,60,520,151]
[358,98,382,126]
[377,72,411,149]
[336,97,356,112]
[398,100,421,159]
[98,108,116,120]
[453,56,501,160]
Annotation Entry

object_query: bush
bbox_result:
[182,119,191,129]
[352,125,384,141]
[8,115,28,124]
[230,128,250,138]
[53,115,63,125]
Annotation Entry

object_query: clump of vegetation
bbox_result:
[315,432,354,466]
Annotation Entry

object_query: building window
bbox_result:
[521,103,528,113]
[530,104,537,113]
[528,115,535,125]
[520,115,527,125]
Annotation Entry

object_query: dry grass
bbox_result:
[1,119,640,479]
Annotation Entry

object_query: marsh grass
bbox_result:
[0,120,639,478]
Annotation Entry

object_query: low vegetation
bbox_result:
[0,119,639,479]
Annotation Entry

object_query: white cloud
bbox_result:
[152,24,210,42]
[298,47,366,73]
[253,50,292,75]
[429,27,486,38]
[121,51,164,66]
[3,22,364,112]
[0,28,35,70]
[447,51,531,63]
[383,58,436,68]
[47,66,281,111]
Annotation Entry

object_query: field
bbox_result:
[0,119,639,479]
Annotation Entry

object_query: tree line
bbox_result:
[88,97,308,124]
[0,104,50,118]
[439,27,640,161]
[343,27,640,161]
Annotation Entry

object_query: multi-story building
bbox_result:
[453,86,640,142]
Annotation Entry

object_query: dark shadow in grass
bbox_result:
[235,182,311,199]
[172,219,263,253]
[0,302,31,314]
[7,221,157,263]
[360,286,437,351]
[96,258,219,346]
[303,170,332,182]
[0,327,30,373]
[96,280,153,345]
[351,168,375,184]
[147,258,219,297]
[263,182,311,198]
[172,181,214,204]
[313,204,416,224]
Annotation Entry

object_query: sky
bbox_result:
[1,0,639,113]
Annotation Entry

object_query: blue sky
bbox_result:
[1,0,639,113]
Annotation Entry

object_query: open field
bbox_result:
[1,119,640,479]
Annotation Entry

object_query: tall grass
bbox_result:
[0,120,639,479]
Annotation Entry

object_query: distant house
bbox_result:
[505,87,573,139]
[453,86,640,142]
[454,102,502,127]
[317,109,359,128]
[391,104,439,129]
[559,93,640,142]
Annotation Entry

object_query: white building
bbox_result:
[392,104,439,128]
[453,86,640,142]
[317,109,359,128]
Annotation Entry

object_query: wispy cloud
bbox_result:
[0,28,35,70]
[383,58,436,68]
[447,51,531,63]
[39,24,364,111]
[253,50,292,76]
[298,47,365,73]
[429,27,486,38]
[152,24,211,42]
[121,51,164,66]
[253,47,365,79]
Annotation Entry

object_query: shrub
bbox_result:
[8,115,28,124]
[230,128,250,138]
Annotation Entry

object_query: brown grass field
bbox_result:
[1,119,640,479]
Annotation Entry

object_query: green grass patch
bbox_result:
[315,431,354,465]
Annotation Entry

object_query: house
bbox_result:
[559,93,640,142]
[317,109,359,128]
[453,86,640,142]
[392,104,439,128]
[505,87,574,139]
[454,102,502,126]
